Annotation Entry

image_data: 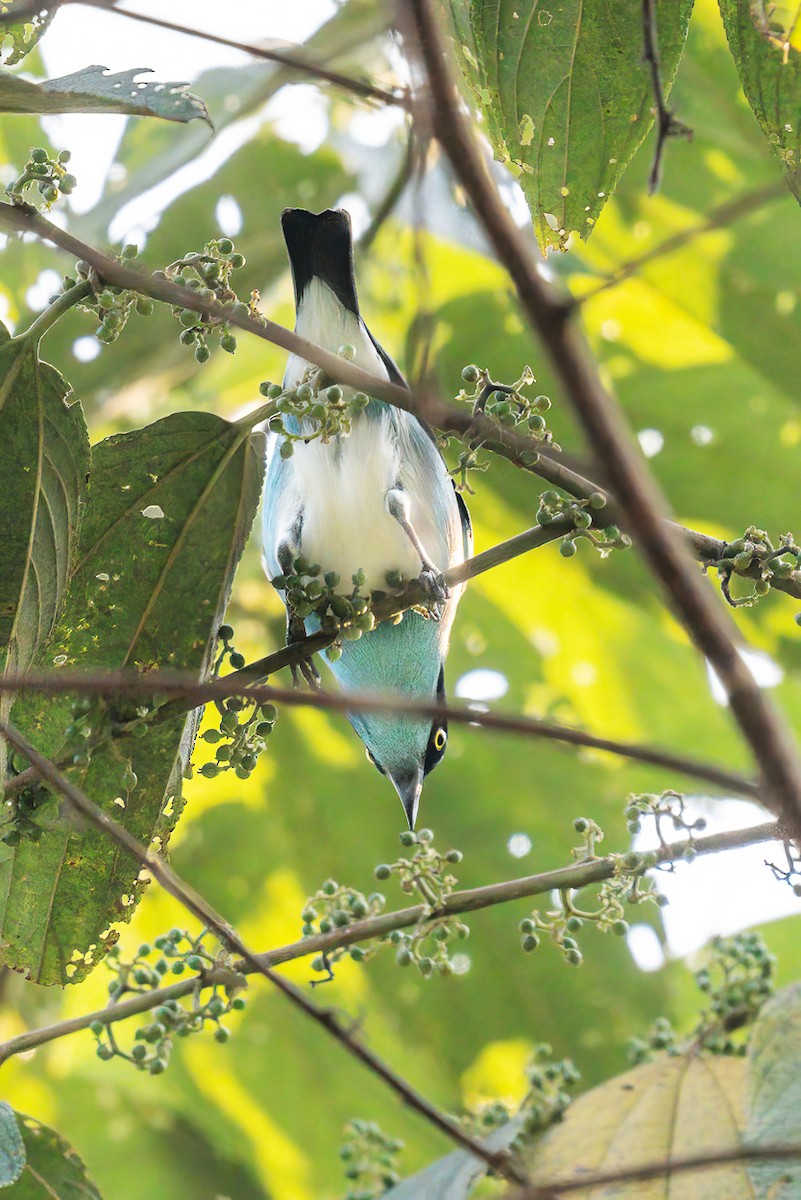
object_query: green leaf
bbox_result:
[382,1118,523,1198]
[0,412,264,984]
[9,1112,102,1197]
[0,332,90,783]
[0,1104,25,1189]
[746,981,801,1196]
[0,65,209,122]
[447,0,694,253]
[0,3,55,67]
[719,0,801,203]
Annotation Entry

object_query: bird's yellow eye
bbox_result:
[434,728,447,751]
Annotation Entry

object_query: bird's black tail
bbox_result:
[281,208,359,316]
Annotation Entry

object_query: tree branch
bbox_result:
[3,200,801,605]
[0,816,779,1064]
[400,0,801,841]
[0,722,529,1188]
[0,669,759,800]
[641,0,692,193]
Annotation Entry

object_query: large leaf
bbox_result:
[9,1112,102,1198]
[0,412,264,984]
[0,1104,25,1188]
[526,1054,751,1196]
[0,2,55,66]
[446,0,694,253]
[0,330,89,785]
[746,982,801,1196]
[719,0,801,204]
[0,65,209,121]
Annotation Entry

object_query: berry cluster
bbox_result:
[161,239,249,363]
[91,930,247,1075]
[339,1119,404,1199]
[6,146,75,208]
[260,345,372,455]
[628,931,775,1063]
[301,879,387,980]
[624,789,707,857]
[197,625,277,781]
[714,525,801,611]
[270,557,376,655]
[375,829,469,978]
[519,816,661,966]
[72,245,151,345]
[536,488,631,559]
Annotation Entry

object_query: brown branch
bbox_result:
[518,1142,801,1199]
[642,0,692,193]
[0,722,528,1187]
[3,201,801,605]
[70,0,408,110]
[400,0,801,840]
[0,817,779,1064]
[0,669,759,800]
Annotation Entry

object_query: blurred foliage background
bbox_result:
[2,0,801,1195]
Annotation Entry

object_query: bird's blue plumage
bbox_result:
[262,208,471,825]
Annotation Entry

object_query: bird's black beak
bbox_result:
[388,766,424,830]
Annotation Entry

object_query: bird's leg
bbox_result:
[278,535,321,690]
[385,487,448,616]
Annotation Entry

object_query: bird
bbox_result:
[261,207,471,828]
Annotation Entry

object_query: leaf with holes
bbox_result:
[0,2,56,66]
[446,0,694,253]
[0,326,90,788]
[0,411,264,984]
[719,0,801,203]
[0,64,209,122]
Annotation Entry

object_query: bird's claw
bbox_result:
[417,567,449,619]
[287,615,322,690]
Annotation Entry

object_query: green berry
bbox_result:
[179,308,198,327]
[560,540,577,558]
[31,147,48,163]
[221,333,237,354]
[195,343,211,364]
[374,864,391,880]
[229,252,245,269]
[229,651,246,669]
[280,440,294,460]
[59,173,77,194]
[136,295,154,316]
[461,364,479,383]
[218,237,234,255]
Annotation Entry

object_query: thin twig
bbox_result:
[578,179,788,305]
[400,0,801,840]
[70,0,408,110]
[642,0,692,193]
[3,200,801,604]
[0,722,529,1187]
[0,817,779,1064]
[0,669,759,799]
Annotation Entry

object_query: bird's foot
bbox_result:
[287,615,322,690]
[416,566,449,619]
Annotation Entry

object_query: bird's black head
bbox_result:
[281,207,359,316]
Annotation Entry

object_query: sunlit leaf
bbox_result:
[526,1055,750,1196]
[446,0,694,252]
[719,0,801,204]
[0,412,264,984]
[0,65,209,122]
